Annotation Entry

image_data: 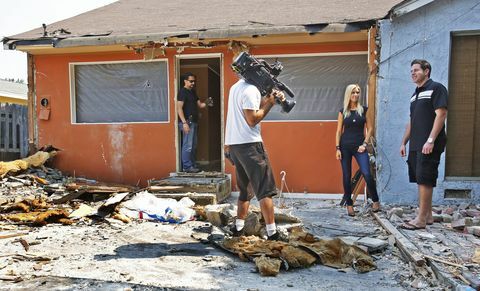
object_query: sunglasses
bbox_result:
[187,79,196,83]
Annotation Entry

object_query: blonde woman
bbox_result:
[335,84,380,216]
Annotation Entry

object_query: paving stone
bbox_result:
[356,237,388,252]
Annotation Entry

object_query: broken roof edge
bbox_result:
[388,0,435,18]
[4,22,374,51]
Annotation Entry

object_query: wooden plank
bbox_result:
[372,213,425,266]
[152,192,216,205]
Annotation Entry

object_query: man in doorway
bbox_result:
[400,59,448,229]
[177,72,210,173]
[225,65,286,240]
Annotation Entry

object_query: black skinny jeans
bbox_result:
[340,144,379,206]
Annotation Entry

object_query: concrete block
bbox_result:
[356,237,388,252]
[387,207,404,219]
[441,214,453,223]
[451,218,473,230]
[338,236,361,245]
[465,226,480,237]
[416,231,436,241]
[459,203,470,210]
[205,203,233,227]
[432,213,443,222]
[466,209,480,218]
[442,207,455,215]
[453,212,463,221]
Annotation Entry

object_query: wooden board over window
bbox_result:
[446,34,480,178]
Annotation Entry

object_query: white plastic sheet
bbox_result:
[120,191,195,223]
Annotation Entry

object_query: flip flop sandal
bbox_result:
[399,222,425,230]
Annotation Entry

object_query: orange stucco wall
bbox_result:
[33,41,366,192]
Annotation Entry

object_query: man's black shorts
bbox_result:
[407,145,445,187]
[229,142,277,201]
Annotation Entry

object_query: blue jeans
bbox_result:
[340,145,379,206]
[179,121,198,170]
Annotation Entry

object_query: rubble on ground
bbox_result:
[380,204,480,289]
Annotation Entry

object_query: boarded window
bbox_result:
[263,54,368,121]
[446,34,480,178]
[73,61,169,123]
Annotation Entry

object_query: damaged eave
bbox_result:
[5,21,375,51]
[390,0,435,17]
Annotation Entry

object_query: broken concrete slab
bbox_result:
[441,214,453,223]
[338,236,361,245]
[465,209,480,218]
[204,204,235,227]
[451,218,473,230]
[465,226,480,237]
[356,237,388,252]
[416,231,436,241]
[433,213,443,223]
[387,207,404,219]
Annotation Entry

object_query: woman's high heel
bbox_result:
[346,205,355,217]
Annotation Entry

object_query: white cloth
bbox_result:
[225,79,263,145]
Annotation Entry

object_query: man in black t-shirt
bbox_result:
[399,59,448,230]
[177,72,211,173]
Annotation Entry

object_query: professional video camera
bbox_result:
[231,52,296,113]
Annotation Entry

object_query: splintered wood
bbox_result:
[0,151,56,177]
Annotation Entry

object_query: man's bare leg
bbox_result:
[237,199,250,220]
[259,197,275,225]
[409,184,433,228]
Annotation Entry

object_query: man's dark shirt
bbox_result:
[340,106,368,146]
[409,79,448,151]
[178,87,199,123]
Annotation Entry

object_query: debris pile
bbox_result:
[217,227,376,276]
[380,204,480,290]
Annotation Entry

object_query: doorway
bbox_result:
[176,56,222,172]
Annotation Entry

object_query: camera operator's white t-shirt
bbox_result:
[225,79,263,145]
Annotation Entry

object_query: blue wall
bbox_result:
[376,0,480,204]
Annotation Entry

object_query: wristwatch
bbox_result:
[427,137,434,144]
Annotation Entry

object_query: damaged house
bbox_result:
[2,0,405,194]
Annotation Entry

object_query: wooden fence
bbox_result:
[0,104,28,161]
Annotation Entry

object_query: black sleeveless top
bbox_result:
[340,106,367,147]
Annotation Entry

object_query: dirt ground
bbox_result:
[0,195,444,290]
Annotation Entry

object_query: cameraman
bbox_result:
[225,70,286,241]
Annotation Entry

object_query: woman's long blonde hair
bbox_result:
[342,84,363,118]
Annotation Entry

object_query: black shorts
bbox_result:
[229,142,277,201]
[407,146,444,187]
